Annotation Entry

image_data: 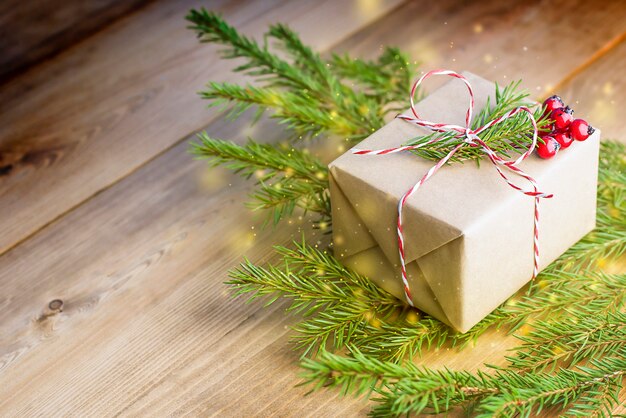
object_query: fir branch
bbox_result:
[188,9,387,141]
[191,134,329,222]
[192,133,326,183]
[358,316,449,362]
[187,9,400,141]
[405,80,553,163]
[267,23,341,99]
[503,311,626,374]
[506,271,626,322]
[301,347,498,416]
[331,47,416,112]
[476,355,626,418]
[561,375,623,418]
[227,259,351,316]
[251,179,330,224]
[453,270,626,346]
[187,11,420,226]
[199,82,359,138]
[277,242,413,355]
[276,241,395,301]
[293,309,377,356]
[550,141,626,272]
[227,242,405,356]
[187,8,321,95]
[301,348,626,417]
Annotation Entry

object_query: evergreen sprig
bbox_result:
[187,9,392,142]
[188,10,416,224]
[405,80,554,163]
[301,347,626,417]
[503,311,626,374]
[228,242,404,356]
[187,9,322,94]
[453,269,626,346]
[188,12,626,416]
[553,141,626,272]
[192,134,330,223]
[330,47,416,113]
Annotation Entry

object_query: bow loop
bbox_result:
[409,70,476,132]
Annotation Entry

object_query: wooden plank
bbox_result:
[333,0,626,100]
[0,0,403,256]
[555,35,626,142]
[0,115,368,416]
[0,0,153,83]
[1,0,624,416]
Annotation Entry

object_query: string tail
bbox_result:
[533,197,540,279]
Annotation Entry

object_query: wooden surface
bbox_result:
[0,0,624,416]
[0,0,400,256]
[0,0,153,83]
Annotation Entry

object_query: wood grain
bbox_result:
[0,0,153,83]
[556,35,626,142]
[0,0,403,256]
[333,0,626,101]
[0,115,364,416]
[0,0,624,416]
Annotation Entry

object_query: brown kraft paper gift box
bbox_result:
[328,72,600,333]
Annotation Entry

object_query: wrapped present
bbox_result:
[328,71,600,332]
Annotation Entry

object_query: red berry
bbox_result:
[551,106,574,130]
[553,131,574,149]
[569,119,595,141]
[543,95,564,115]
[537,136,560,159]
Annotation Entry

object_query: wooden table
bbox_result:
[1,1,624,415]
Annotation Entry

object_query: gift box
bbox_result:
[328,72,600,332]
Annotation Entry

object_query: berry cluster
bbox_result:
[536,95,595,159]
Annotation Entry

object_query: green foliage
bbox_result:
[228,242,403,356]
[192,134,329,224]
[186,8,412,142]
[554,141,626,272]
[405,80,553,163]
[188,11,626,417]
[330,47,416,113]
[187,10,415,225]
[503,311,626,374]
[301,347,626,417]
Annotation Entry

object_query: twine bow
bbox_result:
[352,69,553,306]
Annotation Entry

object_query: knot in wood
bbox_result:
[48,299,64,312]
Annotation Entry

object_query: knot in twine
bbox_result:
[352,69,553,307]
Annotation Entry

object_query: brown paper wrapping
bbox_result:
[329,72,600,332]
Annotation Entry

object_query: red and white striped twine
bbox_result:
[352,70,553,307]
